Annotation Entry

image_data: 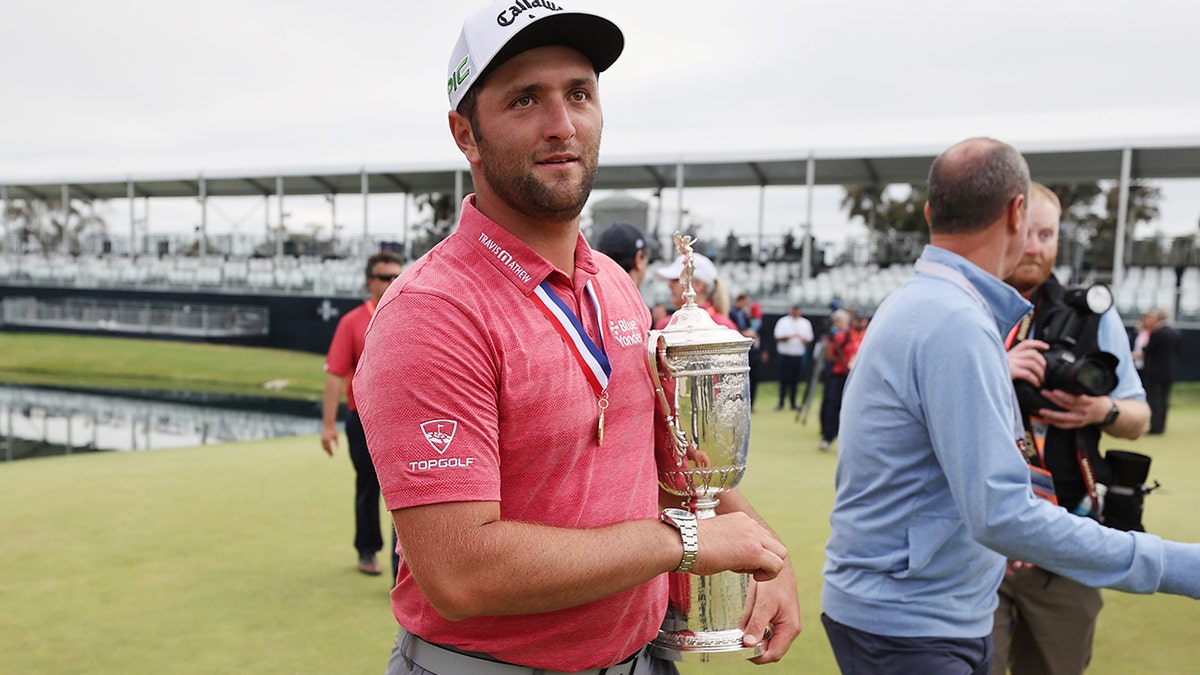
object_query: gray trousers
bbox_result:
[385,627,679,675]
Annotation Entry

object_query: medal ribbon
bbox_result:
[530,280,611,397]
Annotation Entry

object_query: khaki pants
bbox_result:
[992,566,1104,675]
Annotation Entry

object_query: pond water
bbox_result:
[0,384,322,461]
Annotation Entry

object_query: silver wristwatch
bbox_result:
[660,508,699,574]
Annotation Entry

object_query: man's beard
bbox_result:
[1005,258,1054,295]
[475,134,599,224]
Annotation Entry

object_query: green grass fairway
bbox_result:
[0,333,326,400]
[2,337,1200,673]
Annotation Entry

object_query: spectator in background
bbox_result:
[731,293,764,412]
[818,309,863,452]
[1138,307,1182,434]
[773,304,813,411]
[729,291,752,332]
[655,252,738,330]
[596,221,651,288]
[1131,311,1152,378]
[321,250,403,578]
[749,302,764,333]
[650,301,670,328]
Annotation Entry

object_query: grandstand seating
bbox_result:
[0,253,369,298]
[642,259,915,314]
[1115,266,1180,319]
[1,252,1195,325]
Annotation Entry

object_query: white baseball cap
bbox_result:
[447,1,624,111]
[656,254,719,287]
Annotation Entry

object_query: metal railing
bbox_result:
[0,385,320,461]
[1,296,269,337]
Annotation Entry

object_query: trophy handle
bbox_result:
[647,331,691,471]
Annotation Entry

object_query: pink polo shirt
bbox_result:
[354,197,665,671]
[322,300,373,411]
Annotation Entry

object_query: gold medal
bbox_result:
[597,390,609,445]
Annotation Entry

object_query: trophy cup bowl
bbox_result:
[647,233,757,662]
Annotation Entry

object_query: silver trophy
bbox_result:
[646,233,758,662]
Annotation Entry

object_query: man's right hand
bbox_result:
[1008,339,1049,387]
[691,512,788,582]
[320,423,338,456]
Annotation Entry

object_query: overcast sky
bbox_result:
[4,0,1200,247]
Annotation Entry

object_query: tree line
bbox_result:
[840,181,1176,270]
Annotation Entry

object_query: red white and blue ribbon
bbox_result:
[531,280,611,397]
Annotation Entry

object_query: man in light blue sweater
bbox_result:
[821,137,1200,675]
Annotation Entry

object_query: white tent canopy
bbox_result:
[4,137,1200,286]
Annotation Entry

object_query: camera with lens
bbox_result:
[1099,448,1159,532]
[1015,283,1120,417]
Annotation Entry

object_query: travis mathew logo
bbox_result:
[478,232,533,284]
[420,420,458,454]
[496,0,563,26]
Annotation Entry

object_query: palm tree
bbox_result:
[841,184,929,265]
[3,199,107,255]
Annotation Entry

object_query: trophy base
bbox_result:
[648,629,766,662]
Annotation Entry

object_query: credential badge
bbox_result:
[420,419,458,455]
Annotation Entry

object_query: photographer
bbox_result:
[822,139,1200,675]
[993,182,1150,674]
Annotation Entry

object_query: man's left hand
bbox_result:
[741,559,802,664]
[1036,389,1104,429]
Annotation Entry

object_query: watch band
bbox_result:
[1101,398,1120,427]
[660,508,699,574]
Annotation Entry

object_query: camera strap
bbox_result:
[1075,432,1104,521]
[1011,312,1033,343]
[1005,310,1059,504]
[1005,312,1041,451]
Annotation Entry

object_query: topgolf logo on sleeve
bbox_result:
[420,420,458,454]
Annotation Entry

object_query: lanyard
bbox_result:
[914,259,991,322]
[530,280,612,444]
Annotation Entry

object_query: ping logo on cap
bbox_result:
[447,56,471,99]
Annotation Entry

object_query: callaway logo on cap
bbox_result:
[447,0,624,110]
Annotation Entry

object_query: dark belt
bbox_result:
[398,628,645,675]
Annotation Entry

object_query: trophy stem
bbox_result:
[653,495,763,663]
[693,495,720,516]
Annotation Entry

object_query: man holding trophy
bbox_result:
[354,3,800,674]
